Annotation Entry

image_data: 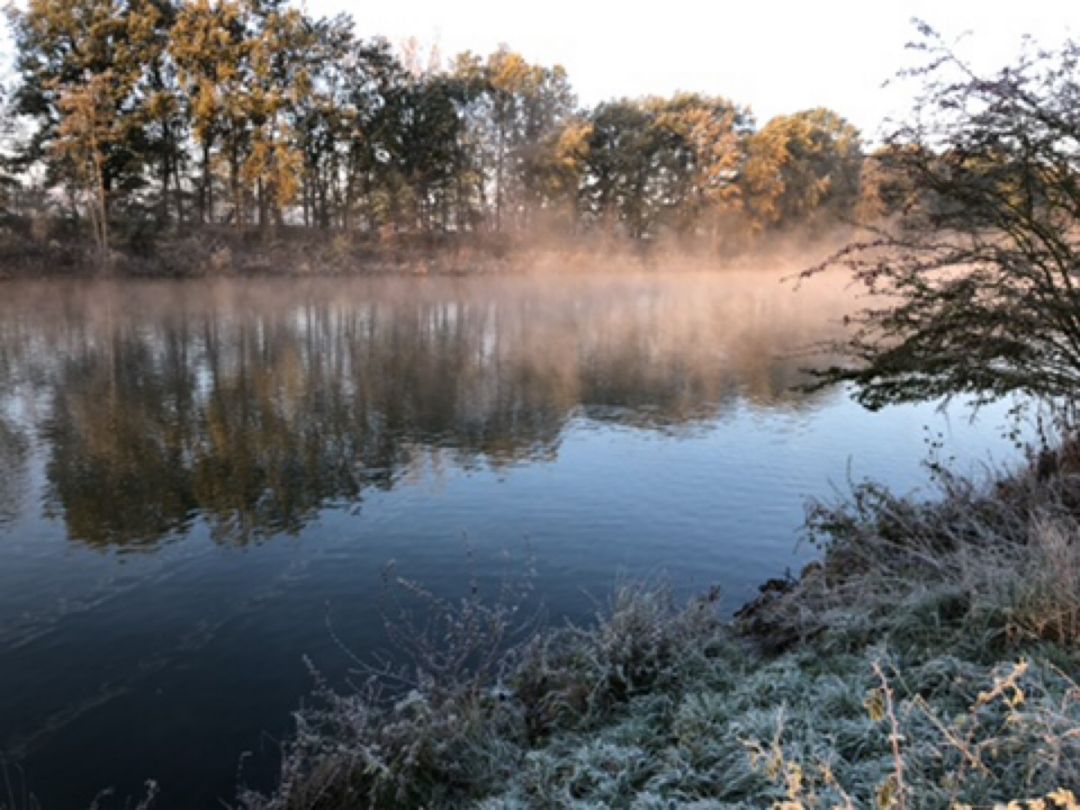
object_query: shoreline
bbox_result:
[0,227,855,280]
[234,441,1080,809]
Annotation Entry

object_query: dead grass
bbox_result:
[736,439,1080,658]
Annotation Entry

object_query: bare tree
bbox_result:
[806,24,1080,416]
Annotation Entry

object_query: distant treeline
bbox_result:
[0,0,899,261]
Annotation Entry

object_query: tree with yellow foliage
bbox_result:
[9,0,168,256]
[742,108,862,230]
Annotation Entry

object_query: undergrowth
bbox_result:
[236,443,1080,809]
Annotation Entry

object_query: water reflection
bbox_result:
[0,415,28,525]
[0,273,850,548]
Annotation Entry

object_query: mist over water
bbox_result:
[0,271,1022,808]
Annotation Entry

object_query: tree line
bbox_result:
[1,0,878,257]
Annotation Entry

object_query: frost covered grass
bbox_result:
[237,445,1080,810]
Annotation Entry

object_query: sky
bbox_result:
[310,0,1077,137]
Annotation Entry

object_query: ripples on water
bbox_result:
[0,273,1021,807]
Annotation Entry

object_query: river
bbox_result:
[0,272,1022,808]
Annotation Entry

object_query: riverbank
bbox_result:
[233,442,1080,809]
[0,225,854,279]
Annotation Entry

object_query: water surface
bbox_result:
[0,273,1020,807]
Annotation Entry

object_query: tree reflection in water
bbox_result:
[0,272,851,548]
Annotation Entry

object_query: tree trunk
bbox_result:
[230,144,242,231]
[92,149,109,268]
[173,156,185,226]
[495,122,505,232]
[160,148,171,229]
[202,141,213,225]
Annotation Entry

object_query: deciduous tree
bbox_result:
[743,108,862,230]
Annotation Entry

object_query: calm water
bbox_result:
[0,273,1021,808]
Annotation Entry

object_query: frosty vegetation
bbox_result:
[233,444,1080,809]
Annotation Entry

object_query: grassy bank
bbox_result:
[234,444,1080,809]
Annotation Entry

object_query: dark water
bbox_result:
[0,274,1021,808]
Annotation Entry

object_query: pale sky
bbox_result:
[310,0,1077,137]
[0,0,1074,139]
